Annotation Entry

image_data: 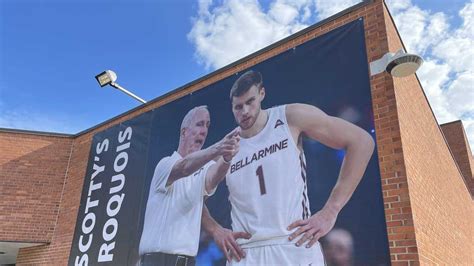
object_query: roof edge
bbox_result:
[0,127,73,138]
[439,120,463,127]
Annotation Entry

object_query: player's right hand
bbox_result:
[211,225,250,262]
[215,128,240,162]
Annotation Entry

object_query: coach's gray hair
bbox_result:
[180,105,209,131]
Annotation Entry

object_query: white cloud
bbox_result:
[432,2,473,73]
[460,0,474,38]
[389,4,449,54]
[187,0,361,69]
[313,0,361,20]
[198,0,213,16]
[386,0,411,13]
[269,2,300,25]
[446,72,474,118]
[386,0,474,151]
[188,0,309,69]
[415,59,456,123]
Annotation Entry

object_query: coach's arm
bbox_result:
[286,103,375,248]
[204,129,240,193]
[167,129,240,187]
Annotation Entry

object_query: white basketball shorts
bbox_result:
[227,236,325,266]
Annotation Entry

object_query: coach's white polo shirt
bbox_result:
[139,151,215,256]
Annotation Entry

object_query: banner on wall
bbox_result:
[69,19,391,266]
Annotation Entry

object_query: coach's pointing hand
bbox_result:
[214,128,240,162]
[287,207,338,248]
[210,225,251,262]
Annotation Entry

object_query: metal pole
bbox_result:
[110,82,147,104]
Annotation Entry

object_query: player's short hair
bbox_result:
[230,70,263,100]
[180,105,209,131]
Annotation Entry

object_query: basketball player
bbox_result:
[202,70,375,265]
[139,106,240,266]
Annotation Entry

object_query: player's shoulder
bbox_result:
[285,104,328,131]
[285,103,323,118]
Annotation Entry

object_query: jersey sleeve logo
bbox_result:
[274,119,285,129]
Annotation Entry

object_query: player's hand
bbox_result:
[287,207,338,248]
[216,128,240,162]
[210,225,251,262]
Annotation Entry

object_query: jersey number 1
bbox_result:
[256,165,266,195]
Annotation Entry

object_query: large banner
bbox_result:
[69,19,390,266]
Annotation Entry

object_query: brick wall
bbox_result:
[4,0,472,265]
[440,121,474,197]
[15,133,94,264]
[375,4,421,264]
[384,2,474,264]
[0,131,73,243]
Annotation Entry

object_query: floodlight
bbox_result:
[94,70,147,104]
[370,49,423,77]
[95,70,117,87]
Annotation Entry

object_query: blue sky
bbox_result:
[0,0,472,149]
[1,0,206,131]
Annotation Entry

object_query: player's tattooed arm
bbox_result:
[204,128,240,193]
[201,205,251,262]
[286,103,375,247]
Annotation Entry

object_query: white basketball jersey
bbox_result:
[226,105,310,246]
